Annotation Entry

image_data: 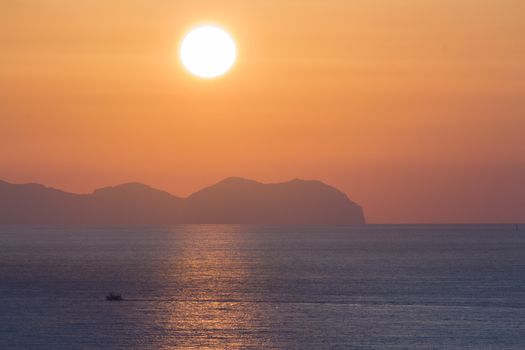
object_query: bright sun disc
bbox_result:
[180,25,236,79]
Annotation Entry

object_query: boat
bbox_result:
[106,293,123,301]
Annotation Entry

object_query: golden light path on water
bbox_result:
[151,225,271,349]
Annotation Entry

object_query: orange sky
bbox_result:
[1,0,524,223]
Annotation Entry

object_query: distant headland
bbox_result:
[0,177,365,225]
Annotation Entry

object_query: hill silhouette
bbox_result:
[0,178,365,225]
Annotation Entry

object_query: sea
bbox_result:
[1,224,524,349]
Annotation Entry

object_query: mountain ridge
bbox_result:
[0,178,366,225]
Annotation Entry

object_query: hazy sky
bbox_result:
[1,0,524,223]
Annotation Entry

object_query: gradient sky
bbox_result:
[1,0,524,223]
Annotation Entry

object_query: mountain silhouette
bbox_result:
[0,178,365,225]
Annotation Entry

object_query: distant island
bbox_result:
[0,177,365,225]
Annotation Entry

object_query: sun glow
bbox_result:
[180,25,237,79]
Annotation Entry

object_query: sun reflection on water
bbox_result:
[152,225,271,349]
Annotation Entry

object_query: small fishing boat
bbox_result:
[106,293,123,301]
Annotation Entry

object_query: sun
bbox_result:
[180,25,237,79]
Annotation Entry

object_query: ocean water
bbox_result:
[1,225,524,349]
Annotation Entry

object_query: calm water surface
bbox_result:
[1,225,524,349]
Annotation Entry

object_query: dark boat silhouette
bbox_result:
[106,293,123,301]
